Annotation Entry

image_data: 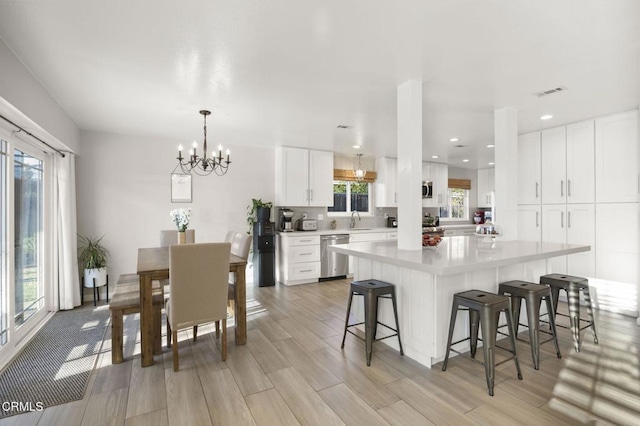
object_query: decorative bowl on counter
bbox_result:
[422,233,443,249]
[475,221,502,242]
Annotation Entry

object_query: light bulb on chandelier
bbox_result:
[175,110,231,176]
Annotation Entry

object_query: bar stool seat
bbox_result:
[341,279,404,366]
[498,280,562,369]
[442,289,522,396]
[540,273,598,352]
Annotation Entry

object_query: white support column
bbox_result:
[397,80,423,250]
[494,107,518,240]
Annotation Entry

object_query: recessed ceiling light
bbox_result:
[486,144,495,148]
[353,145,361,149]
[449,137,459,142]
[462,159,469,163]
[489,162,495,166]
[431,155,439,159]
[540,114,553,120]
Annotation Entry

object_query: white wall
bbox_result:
[0,38,79,152]
[76,130,275,287]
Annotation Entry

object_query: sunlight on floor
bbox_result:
[550,333,640,424]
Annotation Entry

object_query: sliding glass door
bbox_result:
[14,147,45,328]
[0,129,50,356]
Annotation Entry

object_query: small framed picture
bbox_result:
[171,173,192,203]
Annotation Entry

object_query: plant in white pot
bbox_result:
[78,235,109,305]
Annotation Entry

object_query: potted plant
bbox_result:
[246,198,273,234]
[78,235,109,291]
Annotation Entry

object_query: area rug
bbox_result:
[0,304,110,418]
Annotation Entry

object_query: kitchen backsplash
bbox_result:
[274,206,397,230]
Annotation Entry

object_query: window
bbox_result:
[439,188,469,221]
[327,181,371,215]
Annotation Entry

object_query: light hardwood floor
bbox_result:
[2,278,639,425]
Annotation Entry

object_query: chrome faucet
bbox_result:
[350,210,361,228]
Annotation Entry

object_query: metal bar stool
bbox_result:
[498,280,562,369]
[341,279,404,366]
[540,273,598,352]
[442,290,522,396]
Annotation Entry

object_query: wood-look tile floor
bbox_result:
[2,278,639,425]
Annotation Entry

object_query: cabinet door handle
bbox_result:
[300,269,312,273]
[567,179,571,197]
[561,211,564,228]
[299,252,312,256]
[299,239,312,243]
[535,182,539,198]
[560,180,564,197]
[310,189,313,201]
[536,211,539,227]
[306,189,309,201]
[568,211,571,228]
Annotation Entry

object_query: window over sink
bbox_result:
[439,188,469,221]
[327,181,372,216]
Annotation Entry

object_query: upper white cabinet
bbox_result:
[275,147,333,207]
[595,110,639,203]
[541,121,595,205]
[518,132,541,205]
[374,157,398,207]
[422,162,448,207]
[477,168,495,208]
[566,120,595,203]
[541,126,567,204]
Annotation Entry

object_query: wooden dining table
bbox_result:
[136,246,248,367]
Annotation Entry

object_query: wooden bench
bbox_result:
[109,274,164,364]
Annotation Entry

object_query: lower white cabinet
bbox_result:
[443,227,476,236]
[517,205,541,242]
[277,235,321,286]
[595,203,638,284]
[541,203,595,277]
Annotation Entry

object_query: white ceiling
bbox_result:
[0,0,638,169]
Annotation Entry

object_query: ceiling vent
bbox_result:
[533,86,567,97]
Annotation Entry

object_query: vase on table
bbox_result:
[178,231,186,244]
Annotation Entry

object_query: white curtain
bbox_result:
[54,152,80,310]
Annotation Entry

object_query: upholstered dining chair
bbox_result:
[160,229,195,247]
[166,242,231,371]
[224,231,251,314]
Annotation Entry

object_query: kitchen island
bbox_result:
[329,236,590,368]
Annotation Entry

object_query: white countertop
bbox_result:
[328,236,590,276]
[277,227,395,236]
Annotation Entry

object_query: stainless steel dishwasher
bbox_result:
[320,234,350,280]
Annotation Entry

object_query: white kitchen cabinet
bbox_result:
[386,231,398,240]
[517,205,541,242]
[275,147,333,207]
[423,162,448,207]
[518,131,541,205]
[477,168,495,208]
[595,202,638,284]
[541,203,595,276]
[374,157,397,207]
[595,110,639,203]
[277,234,321,286]
[566,204,595,278]
[432,163,449,207]
[566,120,595,204]
[541,204,568,274]
[541,126,567,204]
[540,121,595,205]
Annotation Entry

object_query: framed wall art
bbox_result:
[171,173,192,203]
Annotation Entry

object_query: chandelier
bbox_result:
[175,110,231,176]
[353,153,366,181]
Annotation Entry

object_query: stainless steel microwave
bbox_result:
[422,181,433,198]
